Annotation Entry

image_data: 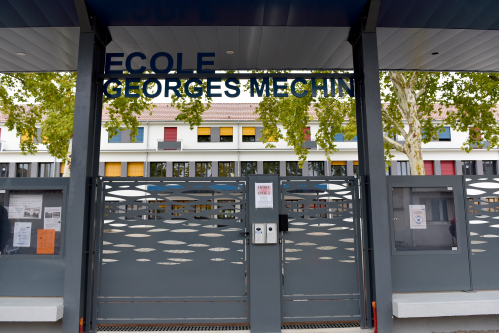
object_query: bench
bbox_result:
[0,297,63,322]
[393,291,499,318]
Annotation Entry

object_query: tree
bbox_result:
[0,73,154,176]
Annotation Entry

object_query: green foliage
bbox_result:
[0,73,154,161]
[170,80,213,130]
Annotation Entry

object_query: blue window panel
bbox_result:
[351,135,357,142]
[132,128,144,143]
[108,131,122,143]
[333,133,344,141]
[438,127,451,140]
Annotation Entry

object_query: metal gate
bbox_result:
[89,177,249,330]
[279,177,364,324]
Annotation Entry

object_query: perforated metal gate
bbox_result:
[89,177,249,330]
[88,176,365,331]
[279,177,364,324]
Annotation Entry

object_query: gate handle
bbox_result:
[239,232,249,236]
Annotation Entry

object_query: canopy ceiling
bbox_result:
[1,0,499,72]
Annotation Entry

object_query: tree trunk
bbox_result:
[62,138,72,177]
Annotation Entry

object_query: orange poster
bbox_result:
[37,229,55,254]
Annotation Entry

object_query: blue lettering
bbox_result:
[125,52,146,74]
[185,79,203,98]
[164,79,182,97]
[225,78,240,98]
[250,78,270,97]
[291,78,308,98]
[206,78,222,97]
[150,52,173,74]
[103,79,121,98]
[338,78,354,97]
[311,78,328,97]
[105,53,124,74]
[177,53,193,74]
[124,78,140,98]
[273,78,288,98]
[142,79,162,98]
[197,53,215,74]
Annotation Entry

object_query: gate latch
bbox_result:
[279,214,289,232]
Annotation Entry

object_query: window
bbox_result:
[424,161,434,175]
[353,161,359,175]
[108,128,144,143]
[219,162,235,177]
[173,162,189,177]
[333,133,344,141]
[397,161,411,175]
[331,161,346,176]
[483,161,497,175]
[217,200,235,219]
[196,162,212,177]
[263,162,280,175]
[309,161,324,176]
[441,161,455,175]
[16,163,30,177]
[0,163,8,177]
[438,127,451,141]
[286,161,301,176]
[127,162,144,177]
[241,162,257,176]
[150,162,167,177]
[303,127,311,141]
[38,163,53,177]
[220,127,233,142]
[198,127,211,142]
[462,161,476,175]
[105,162,121,177]
[242,127,255,142]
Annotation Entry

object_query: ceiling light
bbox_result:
[226,51,234,54]
[16,52,25,56]
[431,52,439,55]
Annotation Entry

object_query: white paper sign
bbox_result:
[44,207,62,232]
[13,222,32,247]
[255,183,273,208]
[8,194,43,219]
[409,205,427,229]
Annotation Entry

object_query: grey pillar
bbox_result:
[434,160,442,175]
[144,161,149,177]
[325,160,331,176]
[476,160,484,175]
[235,161,239,177]
[30,162,38,178]
[350,18,394,332]
[211,127,220,142]
[391,160,398,176]
[63,27,110,333]
[212,161,219,177]
[257,161,264,174]
[189,162,196,177]
[8,162,15,178]
[255,127,264,142]
[346,161,354,176]
[280,161,286,177]
[98,162,105,177]
[455,160,463,175]
[248,175,281,333]
[121,162,128,177]
[302,161,309,176]
[166,162,173,177]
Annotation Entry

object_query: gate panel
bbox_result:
[280,177,362,323]
[94,178,249,326]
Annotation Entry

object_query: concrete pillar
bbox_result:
[98,162,105,177]
[476,160,484,175]
[189,162,195,177]
[280,161,286,176]
[166,162,173,177]
[455,160,463,175]
[434,160,442,175]
[8,162,16,178]
[212,161,219,177]
[121,162,127,177]
[391,160,398,176]
[257,161,263,174]
[346,161,354,176]
[31,162,38,178]
[302,161,309,176]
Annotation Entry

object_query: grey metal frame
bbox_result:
[386,176,471,292]
[278,176,366,326]
[0,178,69,297]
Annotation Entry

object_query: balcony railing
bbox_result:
[157,140,182,150]
[302,141,318,149]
